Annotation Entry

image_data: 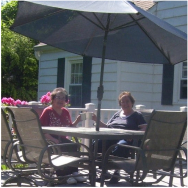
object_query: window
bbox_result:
[69,60,83,107]
[180,61,187,99]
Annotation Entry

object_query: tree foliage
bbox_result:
[1,1,39,101]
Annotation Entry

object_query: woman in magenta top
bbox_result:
[40,88,80,143]
[40,87,86,184]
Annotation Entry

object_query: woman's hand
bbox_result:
[92,113,97,122]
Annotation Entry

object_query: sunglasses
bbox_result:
[55,96,65,100]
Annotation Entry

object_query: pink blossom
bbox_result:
[40,92,51,104]
[21,101,28,105]
[46,92,51,96]
[6,97,15,106]
[14,99,22,106]
[1,97,8,104]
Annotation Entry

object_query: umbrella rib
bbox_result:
[110,22,135,32]
[80,14,107,55]
[93,13,106,30]
[77,11,105,30]
[109,17,144,32]
[129,14,171,63]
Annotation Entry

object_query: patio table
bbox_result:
[42,127,144,186]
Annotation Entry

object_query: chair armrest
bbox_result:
[46,139,61,154]
[179,146,187,158]
[8,141,27,171]
[39,142,93,165]
[102,143,148,181]
[103,143,144,161]
[49,142,92,157]
[37,142,93,180]
[117,143,142,151]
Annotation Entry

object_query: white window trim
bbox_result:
[173,62,187,105]
[64,56,83,94]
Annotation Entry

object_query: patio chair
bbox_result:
[100,110,187,186]
[1,108,38,186]
[6,107,94,186]
[129,108,154,159]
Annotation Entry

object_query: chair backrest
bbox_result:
[32,105,46,117]
[17,105,46,117]
[1,109,13,159]
[136,110,187,171]
[6,107,50,164]
[138,109,154,124]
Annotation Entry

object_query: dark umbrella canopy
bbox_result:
[10,1,187,131]
[11,1,187,65]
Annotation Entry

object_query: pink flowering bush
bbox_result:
[1,97,28,106]
[40,92,51,105]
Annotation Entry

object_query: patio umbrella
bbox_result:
[10,1,187,131]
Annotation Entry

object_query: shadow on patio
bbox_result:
[1,163,187,187]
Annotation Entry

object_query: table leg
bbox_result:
[92,140,107,186]
[90,139,99,186]
[90,159,96,187]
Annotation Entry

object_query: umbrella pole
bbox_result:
[96,14,111,131]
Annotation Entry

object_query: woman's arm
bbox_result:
[92,114,107,128]
[72,114,81,127]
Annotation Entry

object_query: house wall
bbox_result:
[148,1,187,110]
[90,58,163,109]
[35,1,187,111]
[35,46,79,98]
[149,1,187,33]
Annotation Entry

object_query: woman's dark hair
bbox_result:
[50,87,68,102]
[118,91,135,106]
